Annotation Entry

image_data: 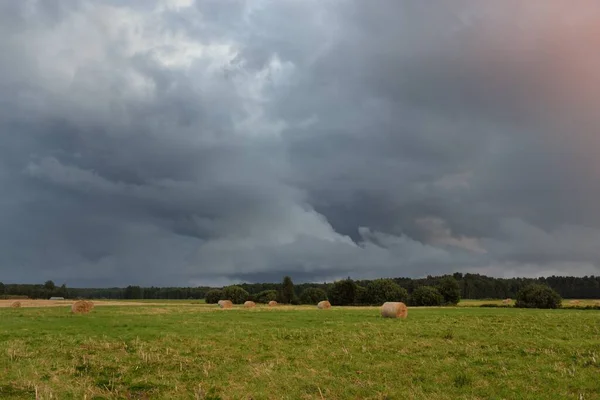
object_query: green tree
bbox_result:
[410,286,444,306]
[328,279,358,306]
[204,289,223,304]
[515,284,562,309]
[299,287,328,304]
[355,285,368,305]
[0,282,5,295]
[437,276,461,305]
[277,276,297,304]
[365,279,408,305]
[222,285,249,304]
[58,284,68,298]
[124,285,143,299]
[44,280,56,291]
[255,290,278,303]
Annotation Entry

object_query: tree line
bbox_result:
[0,280,68,299]
[1,273,598,301]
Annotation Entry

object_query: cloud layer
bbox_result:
[1,0,600,286]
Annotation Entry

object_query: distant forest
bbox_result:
[1,273,599,300]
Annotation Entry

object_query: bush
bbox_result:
[299,287,328,304]
[221,286,249,304]
[365,279,408,305]
[515,284,562,309]
[437,276,461,305]
[255,290,278,304]
[204,289,223,304]
[580,305,600,310]
[328,279,358,306]
[410,286,443,306]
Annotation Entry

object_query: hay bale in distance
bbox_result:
[71,300,94,314]
[502,298,511,305]
[268,300,278,307]
[11,301,22,308]
[317,300,331,309]
[218,300,233,309]
[380,302,408,319]
[244,301,256,308]
[569,300,581,306]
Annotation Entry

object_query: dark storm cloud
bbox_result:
[1,0,599,286]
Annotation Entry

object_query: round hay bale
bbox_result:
[217,300,233,309]
[244,301,256,308]
[502,298,511,305]
[317,300,331,309]
[268,300,278,307]
[71,300,94,314]
[380,302,408,319]
[11,301,22,308]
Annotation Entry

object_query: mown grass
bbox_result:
[1,305,599,399]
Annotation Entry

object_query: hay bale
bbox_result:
[317,300,331,309]
[268,300,278,307]
[244,301,256,308]
[569,300,581,306]
[502,298,511,305]
[380,302,408,319]
[217,300,233,309]
[71,300,94,314]
[11,301,22,308]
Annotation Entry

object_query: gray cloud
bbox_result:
[1,0,599,286]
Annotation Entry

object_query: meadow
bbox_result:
[1,303,599,399]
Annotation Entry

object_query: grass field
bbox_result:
[1,304,599,399]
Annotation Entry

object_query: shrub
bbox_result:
[221,286,249,304]
[410,286,443,306]
[515,284,562,309]
[204,289,223,304]
[580,305,600,310]
[365,279,408,305]
[437,276,461,305]
[255,290,278,304]
[299,287,328,304]
[328,279,358,306]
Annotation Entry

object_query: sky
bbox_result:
[1,0,600,287]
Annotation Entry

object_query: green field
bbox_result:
[1,305,599,399]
